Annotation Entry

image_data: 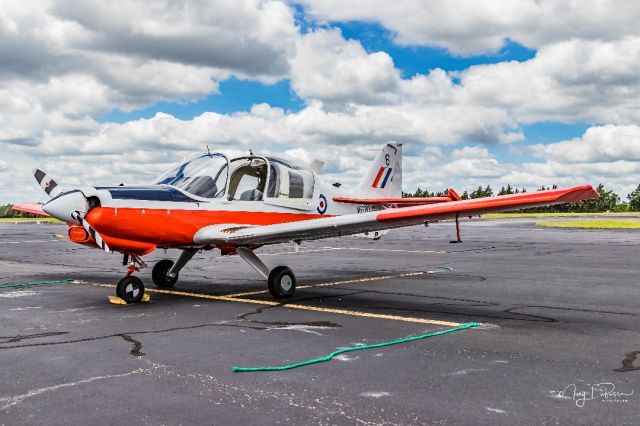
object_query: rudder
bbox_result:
[356,143,402,198]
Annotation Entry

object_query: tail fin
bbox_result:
[356,143,402,197]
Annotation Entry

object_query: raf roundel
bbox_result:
[317,194,328,215]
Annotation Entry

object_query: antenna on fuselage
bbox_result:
[206,145,211,156]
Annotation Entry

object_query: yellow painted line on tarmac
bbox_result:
[278,304,460,327]
[145,287,280,306]
[72,279,461,326]
[73,281,280,306]
[224,270,437,298]
[147,287,460,326]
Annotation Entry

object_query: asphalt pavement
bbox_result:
[0,218,638,425]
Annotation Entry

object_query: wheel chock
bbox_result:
[108,295,127,305]
[108,294,151,305]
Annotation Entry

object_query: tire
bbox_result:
[152,259,178,288]
[116,276,145,304]
[267,266,296,299]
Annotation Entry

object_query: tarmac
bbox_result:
[0,218,639,425]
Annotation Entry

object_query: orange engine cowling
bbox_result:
[67,225,156,255]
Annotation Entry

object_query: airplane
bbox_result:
[13,143,598,304]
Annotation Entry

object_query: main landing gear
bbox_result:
[151,248,196,288]
[237,247,297,299]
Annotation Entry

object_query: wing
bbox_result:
[11,203,50,217]
[193,185,597,246]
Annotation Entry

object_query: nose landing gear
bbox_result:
[116,276,145,304]
[115,254,147,304]
[114,250,197,304]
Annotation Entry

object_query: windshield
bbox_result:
[154,153,228,198]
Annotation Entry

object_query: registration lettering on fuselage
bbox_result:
[356,204,373,214]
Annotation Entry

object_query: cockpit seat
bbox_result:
[182,176,218,198]
[239,189,263,201]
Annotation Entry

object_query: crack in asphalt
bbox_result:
[235,291,373,328]
[120,334,145,357]
[614,351,640,372]
[0,321,267,351]
[0,332,69,344]
[237,303,342,329]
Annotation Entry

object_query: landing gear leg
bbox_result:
[152,249,197,288]
[450,213,463,244]
[116,255,147,303]
[236,247,296,299]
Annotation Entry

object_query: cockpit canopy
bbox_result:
[154,153,315,203]
[154,153,228,199]
[265,157,314,199]
[226,156,315,201]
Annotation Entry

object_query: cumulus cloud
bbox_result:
[0,0,299,144]
[291,29,401,105]
[460,38,640,124]
[530,125,640,163]
[296,0,640,55]
[51,0,297,79]
[1,0,640,204]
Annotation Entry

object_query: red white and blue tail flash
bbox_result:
[372,167,393,188]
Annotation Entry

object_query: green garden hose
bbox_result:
[0,278,73,289]
[233,322,479,372]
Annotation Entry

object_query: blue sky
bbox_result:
[100,21,539,121]
[98,20,588,166]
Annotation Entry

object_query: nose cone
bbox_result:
[43,191,88,223]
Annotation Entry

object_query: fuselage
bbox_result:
[45,153,368,255]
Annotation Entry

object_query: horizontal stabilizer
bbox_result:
[333,196,452,205]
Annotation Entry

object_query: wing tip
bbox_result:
[11,203,50,217]
[558,185,599,203]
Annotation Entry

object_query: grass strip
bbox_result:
[536,219,640,229]
[0,218,62,223]
[484,212,640,219]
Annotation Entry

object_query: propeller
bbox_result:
[32,169,110,253]
[33,168,62,198]
[71,211,111,253]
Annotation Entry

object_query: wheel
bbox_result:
[152,259,178,288]
[267,266,296,299]
[116,276,145,304]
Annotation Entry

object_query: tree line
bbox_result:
[0,204,40,218]
[404,183,640,213]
